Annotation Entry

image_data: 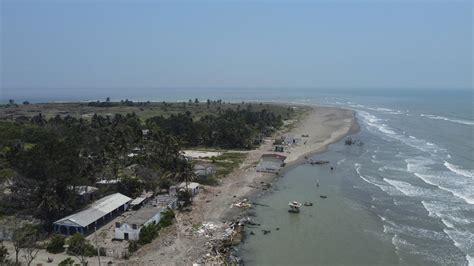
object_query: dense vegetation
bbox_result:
[0,101,289,229]
[145,107,283,148]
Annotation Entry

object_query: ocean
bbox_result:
[236,89,473,265]
[3,88,473,265]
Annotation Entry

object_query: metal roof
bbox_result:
[54,193,131,227]
[122,206,163,226]
[130,197,146,206]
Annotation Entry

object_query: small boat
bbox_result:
[304,202,313,206]
[320,195,327,199]
[288,201,302,213]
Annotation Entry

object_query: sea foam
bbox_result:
[420,114,474,126]
[444,161,474,178]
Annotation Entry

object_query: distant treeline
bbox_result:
[86,97,227,107]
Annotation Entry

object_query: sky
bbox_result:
[0,0,472,99]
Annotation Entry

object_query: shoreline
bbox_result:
[221,107,359,220]
[125,104,359,265]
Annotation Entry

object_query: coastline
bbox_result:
[126,105,359,265]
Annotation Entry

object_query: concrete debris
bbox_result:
[234,199,252,208]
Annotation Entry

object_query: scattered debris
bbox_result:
[198,219,244,264]
[288,201,302,213]
[307,158,330,165]
[234,199,252,208]
[345,137,364,146]
[253,202,269,207]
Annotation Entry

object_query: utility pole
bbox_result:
[94,226,101,266]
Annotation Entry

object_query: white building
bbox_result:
[178,182,200,196]
[114,207,164,241]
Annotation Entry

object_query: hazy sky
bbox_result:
[1,0,472,92]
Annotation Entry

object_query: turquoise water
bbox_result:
[4,88,473,264]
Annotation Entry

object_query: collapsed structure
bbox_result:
[256,154,287,173]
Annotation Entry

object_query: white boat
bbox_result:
[288,201,302,213]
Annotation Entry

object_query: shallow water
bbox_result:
[238,89,473,265]
[239,148,400,265]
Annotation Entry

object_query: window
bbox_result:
[115,222,120,228]
[132,224,137,229]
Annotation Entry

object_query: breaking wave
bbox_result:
[444,161,474,178]
[420,114,474,126]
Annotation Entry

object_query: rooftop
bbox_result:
[130,197,146,206]
[54,193,132,227]
[178,182,200,190]
[122,206,163,226]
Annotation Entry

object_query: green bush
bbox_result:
[195,176,219,186]
[158,178,172,190]
[66,233,96,257]
[138,223,160,245]
[58,257,75,266]
[128,240,139,253]
[159,209,175,228]
[46,234,66,254]
[84,243,97,257]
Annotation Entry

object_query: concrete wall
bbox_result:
[114,212,162,241]
[256,161,282,173]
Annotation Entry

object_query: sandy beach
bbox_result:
[123,105,358,265]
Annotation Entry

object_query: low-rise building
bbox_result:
[53,193,132,235]
[178,182,201,196]
[130,191,154,209]
[114,207,164,241]
[193,163,216,178]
